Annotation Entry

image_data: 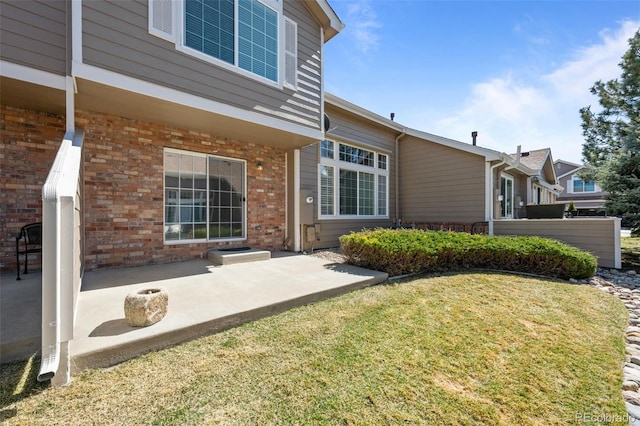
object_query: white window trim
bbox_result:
[500,173,514,219]
[569,174,599,193]
[163,147,247,245]
[319,140,390,220]
[171,0,286,89]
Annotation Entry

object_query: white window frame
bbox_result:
[318,140,389,219]
[500,174,514,219]
[150,0,296,89]
[569,175,598,193]
[164,147,247,244]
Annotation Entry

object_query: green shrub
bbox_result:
[339,229,597,279]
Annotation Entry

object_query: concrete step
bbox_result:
[208,247,271,265]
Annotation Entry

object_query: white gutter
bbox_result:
[394,129,406,223]
[38,131,83,384]
[293,149,301,252]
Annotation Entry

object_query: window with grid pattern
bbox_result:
[182,0,284,83]
[320,141,389,218]
[164,149,245,242]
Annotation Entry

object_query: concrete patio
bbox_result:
[0,252,388,375]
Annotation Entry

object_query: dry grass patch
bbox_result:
[1,273,628,425]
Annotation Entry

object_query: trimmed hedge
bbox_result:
[339,229,597,280]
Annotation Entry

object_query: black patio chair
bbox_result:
[16,222,42,280]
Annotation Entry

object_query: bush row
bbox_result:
[339,228,597,279]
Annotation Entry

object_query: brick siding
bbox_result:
[1,105,65,272]
[1,105,287,272]
[78,110,287,270]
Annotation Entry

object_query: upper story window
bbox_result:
[571,175,597,193]
[319,140,389,218]
[149,0,297,88]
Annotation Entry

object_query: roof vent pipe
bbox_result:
[471,131,478,146]
[390,113,395,121]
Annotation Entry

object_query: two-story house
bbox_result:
[555,159,606,216]
[1,0,343,273]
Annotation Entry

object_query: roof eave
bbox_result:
[307,0,345,42]
[325,93,505,161]
[325,92,404,131]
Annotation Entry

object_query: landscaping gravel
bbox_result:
[589,268,640,423]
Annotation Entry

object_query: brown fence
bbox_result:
[493,218,621,269]
[413,221,488,235]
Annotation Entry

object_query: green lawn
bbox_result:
[1,273,628,425]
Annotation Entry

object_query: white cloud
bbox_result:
[344,0,382,54]
[430,20,639,163]
[544,20,639,98]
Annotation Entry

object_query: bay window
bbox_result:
[319,140,388,218]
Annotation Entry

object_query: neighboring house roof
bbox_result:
[554,159,583,179]
[512,148,550,172]
[511,148,561,186]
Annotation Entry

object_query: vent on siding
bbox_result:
[283,18,298,90]
[149,0,175,42]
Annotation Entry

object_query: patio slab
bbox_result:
[70,252,388,373]
[0,269,42,363]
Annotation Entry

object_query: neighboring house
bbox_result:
[555,159,606,216]
[505,148,563,218]
[1,0,343,272]
[307,95,558,243]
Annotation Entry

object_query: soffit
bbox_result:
[0,77,66,115]
[74,78,322,150]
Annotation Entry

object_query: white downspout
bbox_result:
[394,129,406,224]
[293,149,301,252]
[488,161,505,235]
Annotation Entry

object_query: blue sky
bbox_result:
[323,0,640,163]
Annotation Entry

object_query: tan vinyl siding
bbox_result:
[0,0,67,75]
[555,161,577,178]
[81,0,322,130]
[298,105,397,249]
[513,173,528,206]
[325,104,396,153]
[400,136,485,223]
[494,218,620,268]
[299,145,395,249]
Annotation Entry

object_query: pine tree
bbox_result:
[580,30,640,236]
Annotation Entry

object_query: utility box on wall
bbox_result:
[300,190,316,250]
[300,190,314,224]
